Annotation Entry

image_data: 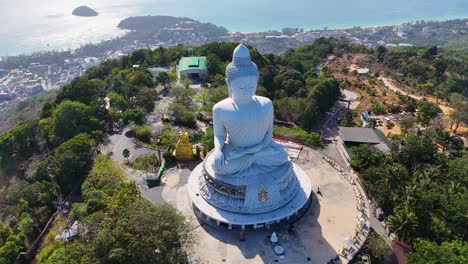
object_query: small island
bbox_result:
[72,6,98,17]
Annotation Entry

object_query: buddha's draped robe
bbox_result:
[209,96,289,176]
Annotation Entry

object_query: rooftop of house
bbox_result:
[177,56,207,72]
[338,126,383,144]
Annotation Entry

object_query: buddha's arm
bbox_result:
[211,108,226,169]
[213,108,226,151]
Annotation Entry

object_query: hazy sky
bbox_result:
[0,0,149,35]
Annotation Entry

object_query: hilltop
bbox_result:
[118,15,228,39]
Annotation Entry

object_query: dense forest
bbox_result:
[0,38,349,263]
[351,129,467,261]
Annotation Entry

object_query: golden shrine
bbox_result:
[174,130,193,160]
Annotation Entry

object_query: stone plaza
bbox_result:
[130,145,370,264]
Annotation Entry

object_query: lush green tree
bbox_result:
[422,46,438,59]
[338,111,356,127]
[127,70,154,87]
[92,199,189,264]
[122,109,145,125]
[397,134,437,170]
[168,102,187,121]
[135,87,158,113]
[158,125,179,150]
[273,97,307,124]
[194,89,210,112]
[155,72,172,89]
[445,77,467,95]
[37,240,99,264]
[372,103,387,115]
[417,100,441,127]
[448,94,468,133]
[16,213,37,241]
[82,155,126,212]
[388,201,419,243]
[206,54,224,76]
[399,94,418,113]
[169,85,193,103]
[273,69,305,96]
[350,144,384,171]
[51,100,99,143]
[376,45,387,62]
[51,133,95,192]
[399,116,417,134]
[407,239,468,264]
[362,231,394,264]
[0,233,26,264]
[0,120,37,167]
[19,181,57,213]
[107,92,127,111]
[207,85,228,105]
[56,77,106,105]
[152,47,171,66]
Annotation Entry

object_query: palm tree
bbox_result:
[388,202,419,243]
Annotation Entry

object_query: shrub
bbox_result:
[163,151,176,163]
[273,126,323,148]
[131,154,160,171]
[134,125,152,143]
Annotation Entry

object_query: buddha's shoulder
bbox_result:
[213,98,233,113]
[254,96,272,107]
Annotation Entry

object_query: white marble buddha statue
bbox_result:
[207,44,289,176]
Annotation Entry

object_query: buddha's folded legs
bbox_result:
[212,142,289,176]
[252,141,289,166]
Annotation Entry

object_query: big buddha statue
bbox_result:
[206,44,289,176]
[188,44,311,227]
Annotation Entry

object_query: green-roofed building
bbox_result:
[177,56,208,80]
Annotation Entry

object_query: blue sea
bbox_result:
[0,0,467,57]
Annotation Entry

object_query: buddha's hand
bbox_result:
[212,148,225,170]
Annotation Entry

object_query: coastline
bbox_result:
[233,15,468,34]
[1,16,467,58]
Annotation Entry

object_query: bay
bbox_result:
[0,0,467,57]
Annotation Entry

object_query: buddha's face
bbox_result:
[227,75,258,103]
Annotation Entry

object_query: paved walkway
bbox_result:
[130,147,368,264]
[104,128,161,163]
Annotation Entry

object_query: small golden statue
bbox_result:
[174,130,193,160]
[258,186,268,202]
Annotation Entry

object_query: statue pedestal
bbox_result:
[187,158,312,230]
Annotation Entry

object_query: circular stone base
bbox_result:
[188,162,312,229]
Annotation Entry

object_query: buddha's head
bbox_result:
[226,44,259,103]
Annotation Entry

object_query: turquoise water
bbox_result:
[144,0,468,32]
[0,0,467,57]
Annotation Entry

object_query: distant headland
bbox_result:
[72,6,98,17]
